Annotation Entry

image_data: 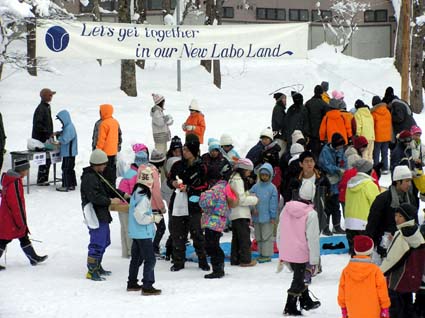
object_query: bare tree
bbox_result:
[410,0,424,113]
[213,0,222,88]
[119,0,137,96]
[134,0,146,69]
[92,0,103,66]
[320,0,369,53]
[200,0,213,73]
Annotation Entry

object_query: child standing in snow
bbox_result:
[250,163,278,263]
[182,99,206,144]
[277,180,321,316]
[151,93,173,156]
[338,235,390,318]
[127,166,163,295]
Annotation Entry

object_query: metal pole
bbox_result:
[176,0,182,92]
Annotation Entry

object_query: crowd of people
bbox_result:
[0,84,424,317]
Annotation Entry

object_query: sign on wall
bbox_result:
[36,20,308,60]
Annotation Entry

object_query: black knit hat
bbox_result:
[355,99,365,109]
[14,159,30,172]
[331,133,345,148]
[372,96,382,106]
[314,85,323,96]
[184,134,200,157]
[396,203,417,221]
[299,150,315,163]
[291,92,304,105]
[273,92,285,101]
[170,135,183,150]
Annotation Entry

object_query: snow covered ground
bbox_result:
[0,44,422,317]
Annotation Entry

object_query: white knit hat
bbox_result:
[189,99,200,111]
[90,149,108,165]
[291,130,304,145]
[152,93,164,105]
[290,143,304,156]
[260,127,274,140]
[392,165,413,182]
[299,179,316,201]
[137,166,154,189]
[220,134,233,146]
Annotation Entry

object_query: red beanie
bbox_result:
[398,130,412,142]
[353,136,368,150]
[354,235,374,256]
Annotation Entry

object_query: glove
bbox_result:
[153,214,163,223]
[182,123,187,130]
[341,307,348,318]
[380,308,389,318]
[185,125,195,131]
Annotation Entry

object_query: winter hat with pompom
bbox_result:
[332,90,344,100]
[152,93,164,105]
[354,235,374,256]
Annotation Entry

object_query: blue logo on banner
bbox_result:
[45,26,69,52]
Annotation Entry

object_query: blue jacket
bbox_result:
[318,144,347,194]
[128,190,156,240]
[250,163,278,223]
[57,110,78,157]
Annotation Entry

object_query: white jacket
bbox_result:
[151,105,172,143]
[229,173,258,220]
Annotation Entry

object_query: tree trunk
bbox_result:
[213,0,222,88]
[394,6,404,73]
[0,62,3,81]
[163,0,171,12]
[410,0,424,113]
[93,0,102,66]
[135,0,146,69]
[26,17,37,76]
[200,0,213,73]
[119,0,137,96]
[400,0,411,101]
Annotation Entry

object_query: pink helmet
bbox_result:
[410,125,422,135]
[132,143,148,153]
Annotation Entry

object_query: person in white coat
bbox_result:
[151,93,173,156]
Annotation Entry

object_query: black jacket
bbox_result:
[32,101,53,142]
[390,142,414,172]
[0,112,6,150]
[366,187,418,248]
[167,158,208,214]
[80,167,124,223]
[201,152,232,188]
[271,101,286,139]
[305,96,328,139]
[283,104,310,143]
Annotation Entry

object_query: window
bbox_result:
[311,10,332,22]
[223,7,234,18]
[256,8,286,21]
[170,0,177,10]
[80,0,115,13]
[289,9,309,22]
[147,0,162,10]
[364,9,388,22]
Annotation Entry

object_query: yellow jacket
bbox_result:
[354,107,375,140]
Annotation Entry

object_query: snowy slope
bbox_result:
[0,43,420,317]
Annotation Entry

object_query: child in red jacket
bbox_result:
[0,159,48,270]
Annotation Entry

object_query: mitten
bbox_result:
[341,307,348,318]
[380,308,389,318]
[186,125,195,131]
[153,214,163,223]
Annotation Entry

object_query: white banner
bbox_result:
[36,20,308,60]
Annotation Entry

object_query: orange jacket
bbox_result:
[96,104,120,156]
[319,109,352,144]
[183,112,206,144]
[371,102,392,142]
[338,255,390,318]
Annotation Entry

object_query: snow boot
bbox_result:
[198,257,211,271]
[170,263,184,272]
[141,286,162,296]
[204,263,225,279]
[283,294,302,316]
[21,244,48,265]
[322,226,333,236]
[332,224,346,235]
[99,257,112,276]
[86,256,105,281]
[0,248,5,271]
[240,259,257,267]
[127,281,142,292]
[257,256,272,263]
[300,289,321,311]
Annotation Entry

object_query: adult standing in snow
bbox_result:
[271,92,287,157]
[151,93,173,156]
[371,96,392,175]
[305,85,328,158]
[182,99,206,144]
[389,99,417,140]
[54,110,78,192]
[354,99,375,162]
[32,88,55,185]
[0,159,48,270]
[95,104,121,186]
[80,149,127,281]
[382,86,398,105]
[283,92,309,146]
[0,112,6,172]
[277,180,321,316]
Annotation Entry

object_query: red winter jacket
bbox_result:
[0,171,28,240]
[338,168,380,202]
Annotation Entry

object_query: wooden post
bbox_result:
[401,0,411,101]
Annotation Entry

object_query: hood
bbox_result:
[326,109,342,119]
[100,104,114,119]
[56,110,71,126]
[329,98,343,109]
[285,200,313,218]
[371,102,388,114]
[1,170,21,188]
[347,172,373,191]
[257,162,274,183]
[346,256,376,282]
[390,99,412,115]
[150,105,162,117]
